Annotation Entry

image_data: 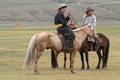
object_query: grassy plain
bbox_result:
[0,26,120,80]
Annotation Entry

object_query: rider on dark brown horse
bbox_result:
[82,7,99,51]
[54,3,75,51]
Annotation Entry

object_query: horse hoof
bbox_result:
[96,67,100,69]
[102,66,104,68]
[71,70,76,74]
[53,66,58,68]
[34,71,40,75]
[52,65,59,68]
[87,67,90,70]
[81,67,84,70]
[63,67,66,70]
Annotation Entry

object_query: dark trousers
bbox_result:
[57,26,75,40]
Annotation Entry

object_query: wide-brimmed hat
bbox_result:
[58,3,67,10]
[86,7,94,13]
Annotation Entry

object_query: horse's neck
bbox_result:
[75,29,87,44]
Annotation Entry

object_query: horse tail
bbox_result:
[104,39,110,68]
[51,49,58,68]
[23,34,37,69]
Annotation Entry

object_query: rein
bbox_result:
[70,15,81,28]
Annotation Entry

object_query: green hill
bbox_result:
[0,0,120,26]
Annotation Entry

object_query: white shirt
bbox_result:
[83,14,96,31]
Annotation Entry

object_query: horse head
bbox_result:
[82,23,94,37]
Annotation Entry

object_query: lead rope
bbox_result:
[70,15,74,24]
[70,15,81,28]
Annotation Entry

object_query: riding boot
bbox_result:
[69,40,73,48]
[94,40,99,52]
[64,39,69,50]
[61,37,67,50]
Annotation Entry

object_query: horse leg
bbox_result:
[96,49,102,69]
[79,52,85,70]
[54,51,59,68]
[102,48,106,68]
[85,52,90,69]
[63,53,67,69]
[51,49,58,68]
[104,42,110,68]
[34,49,44,75]
[70,51,77,74]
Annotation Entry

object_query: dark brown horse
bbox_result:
[51,33,110,70]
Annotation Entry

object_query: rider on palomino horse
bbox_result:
[54,3,75,51]
[82,7,99,51]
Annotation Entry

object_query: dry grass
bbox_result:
[0,26,120,80]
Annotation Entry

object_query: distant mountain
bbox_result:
[0,0,119,26]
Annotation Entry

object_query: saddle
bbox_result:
[59,35,73,52]
[87,40,95,51]
[87,37,99,51]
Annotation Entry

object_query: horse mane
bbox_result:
[73,24,91,32]
[73,27,84,32]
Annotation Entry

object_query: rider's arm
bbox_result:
[66,16,70,22]
[92,15,96,32]
[82,15,87,26]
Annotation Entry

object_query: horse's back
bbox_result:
[97,33,109,45]
[35,32,62,50]
[97,33,109,40]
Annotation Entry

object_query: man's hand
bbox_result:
[67,13,71,17]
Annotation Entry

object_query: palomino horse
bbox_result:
[51,33,110,70]
[23,24,94,74]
